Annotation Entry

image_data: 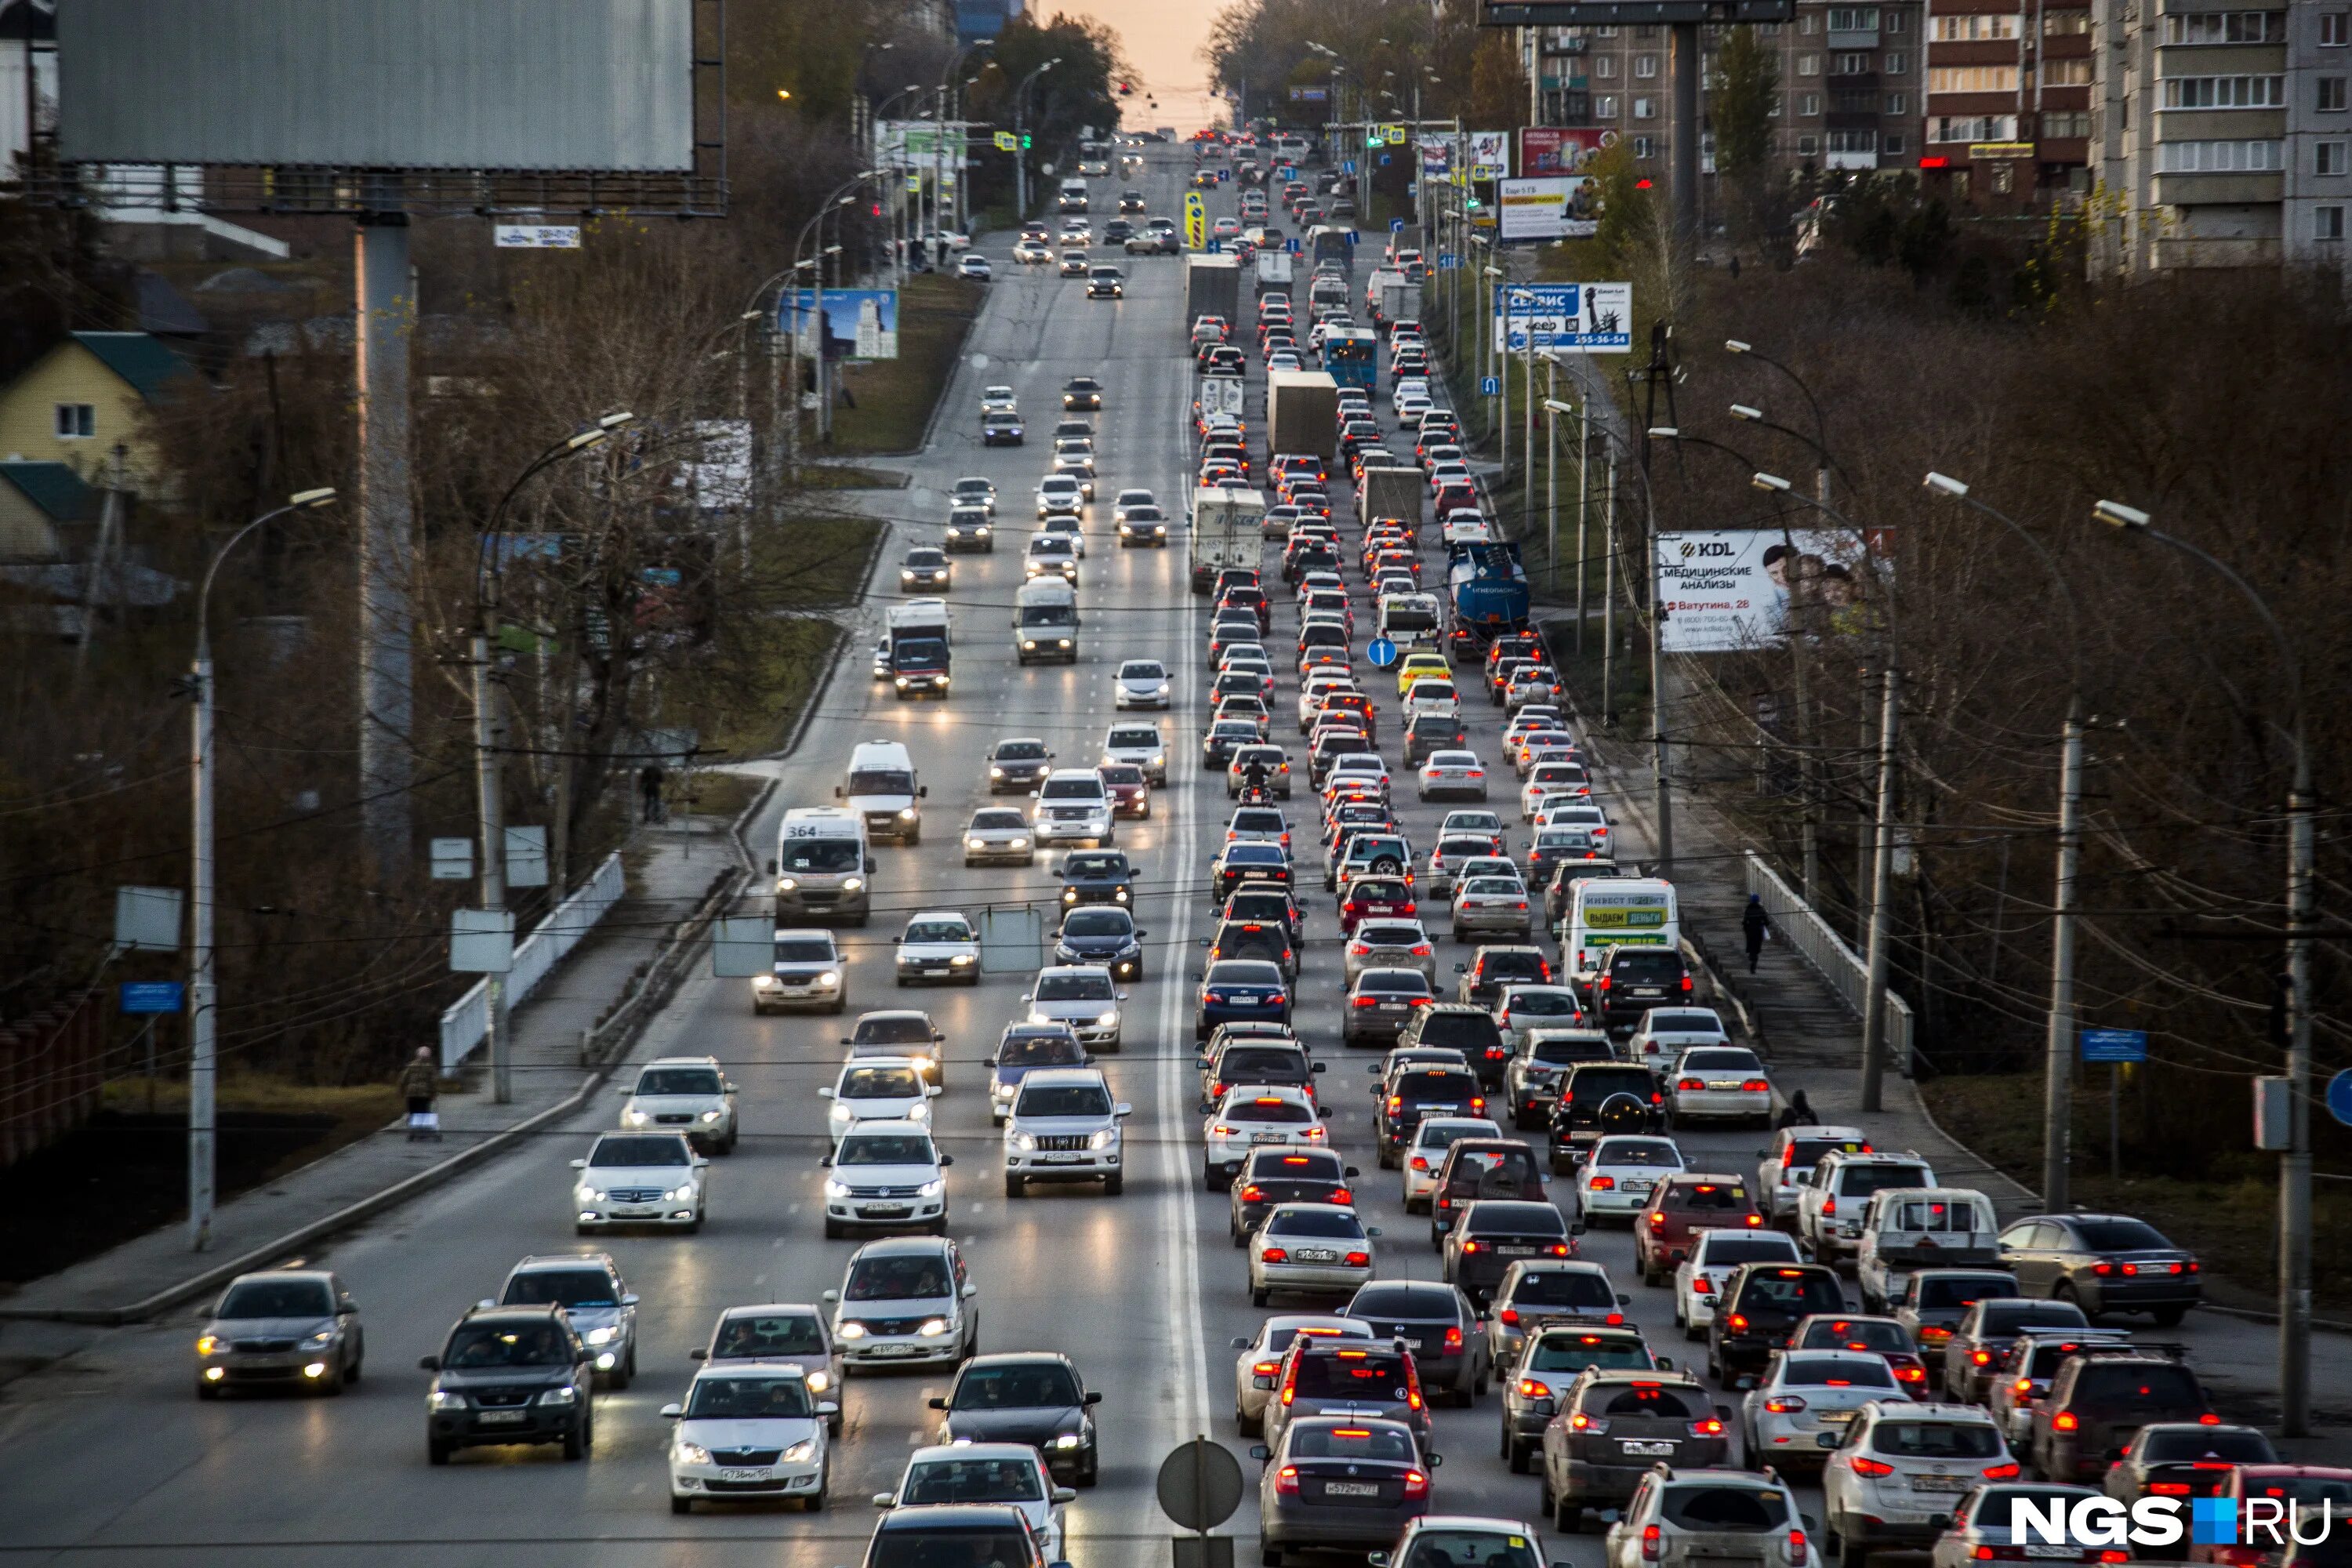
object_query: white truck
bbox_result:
[1854,1187,2002,1312]
[1265,370,1338,462]
[1195,372,1246,425]
[1189,485,1267,595]
[1255,249,1294,292]
[1562,877,1680,1000]
[770,807,873,925]
[1376,274,1423,326]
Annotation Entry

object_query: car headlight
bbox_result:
[1097,1011,1119,1027]
[916,1318,952,1338]
[829,1101,853,1120]
[895,676,909,687]
[1024,640,1038,650]
[804,1370,831,1393]
[1015,1131,1039,1151]
[1057,639,1071,648]
[908,1101,930,1122]
[842,877,865,892]
[951,953,974,965]
[1091,1127,1117,1149]
[754,975,778,989]
[969,837,987,850]
[539,1385,579,1406]
[663,1185,694,1202]
[899,808,917,821]
[783,1439,818,1464]
[1156,684,1171,698]
[1054,1432,1083,1449]
[299,1328,336,1350]
[825,1179,851,1198]
[777,877,798,891]
[918,1178,945,1197]
[993,1080,1016,1098]
[575,1186,602,1206]
[622,1107,648,1125]
[196,1335,223,1356]
[676,1441,712,1465]
[837,1321,867,1339]
[583,1326,619,1346]
[699,1109,723,1123]
[817,970,840,987]
[991,766,1005,778]
[428,1388,468,1411]
[1010,837,1028,848]
[1151,754,1165,767]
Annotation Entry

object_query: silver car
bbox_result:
[619,1054,739,1152]
[1247,1203,1378,1307]
[1024,964,1127,1050]
[194,1269,363,1398]
[824,1236,979,1369]
[964,808,1036,867]
[1344,919,1436,985]
[1453,875,1534,938]
[487,1253,641,1387]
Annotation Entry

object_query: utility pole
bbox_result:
[354,203,415,875]
[1576,405,1590,655]
[471,625,513,1103]
[2044,696,2084,1205]
[1858,662,1901,1110]
[1602,455,1618,724]
[1670,24,1702,246]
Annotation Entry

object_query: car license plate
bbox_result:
[1325,1482,1381,1498]
[1911,1475,1970,1493]
[875,1343,921,1357]
[1820,1410,1856,1425]
[1632,987,1664,998]
[1293,1249,1337,1262]
[1251,1132,1286,1143]
[478,1410,528,1425]
[862,1205,910,1218]
[1708,1080,1744,1091]
[1044,1152,1083,1163]
[2026,1549,2078,1559]
[1624,1178,1654,1193]
[1621,1439,1677,1456]
[617,1206,659,1217]
[1499,1244,1536,1256]
[721,1467,769,1483]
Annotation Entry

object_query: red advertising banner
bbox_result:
[1519,127,1610,176]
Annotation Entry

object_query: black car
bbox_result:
[900,547,951,591]
[1210,842,1293,901]
[1196,959,1292,1041]
[1062,378,1103,410]
[1427,1138,1549,1240]
[1207,916,1297,980]
[1203,720,1264,771]
[1101,220,1134,243]
[1374,1065,1486,1166]
[2103,1421,2277,1504]
[1253,1417,1433,1559]
[1546,1062,1668,1173]
[930,1352,1102,1486]
[1457,946,1553,1008]
[1403,713,1468,766]
[1053,906,1145,981]
[420,1305,597,1464]
[988,737,1054,793]
[1231,1147,1358,1243]
[1443,1199,1577,1305]
[1595,946,1694,1029]
[1224,884,1305,947]
[1708,1262,1847,1385]
[1054,849,1134,909]
[1343,1279,1488,1403]
[1398,1004,1511,1090]
[2033,1348,2211,1482]
[1201,1037,1319,1109]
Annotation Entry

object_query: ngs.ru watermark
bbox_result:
[2014,1496,2339,1552]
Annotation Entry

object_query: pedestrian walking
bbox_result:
[1742,892,1770,974]
[399,1047,443,1142]
[1775,1089,1817,1131]
[640,763,666,824]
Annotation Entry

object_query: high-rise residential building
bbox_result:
[1918,0,2094,203]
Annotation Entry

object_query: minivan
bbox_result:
[840,740,925,844]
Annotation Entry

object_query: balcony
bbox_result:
[2153,169,2284,205]
[1828,27,1881,48]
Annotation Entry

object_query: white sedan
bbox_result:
[820,1056,935,1142]
[665,1363,833,1512]
[1036,477,1087,517]
[981,385,1018,415]
[956,254,993,281]
[1674,1227,1802,1336]
[895,911,980,987]
[1451,875,1532,938]
[880,1444,1075,1555]
[1576,1134,1686,1221]
[964,808,1035,866]
[1741,1349,1912,1464]
[1626,1006,1730,1069]
[1403,684,1461,722]
[1417,750,1489,801]
[1203,1086,1327,1188]
[1114,659,1171,710]
[1668,1045,1774,1124]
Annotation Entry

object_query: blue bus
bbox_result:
[1323,327,1378,392]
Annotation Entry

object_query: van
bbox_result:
[838,740,926,844]
[1013,578,1079,664]
[1377,592,1445,651]
[1563,877,1681,1000]
[1853,1186,2001,1312]
[1056,179,1089,213]
[770,808,873,924]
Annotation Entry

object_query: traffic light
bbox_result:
[869,201,882,218]
[1021,132,1033,148]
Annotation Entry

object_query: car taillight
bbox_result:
[1275,1465,1300,1496]
[1499,1308,1521,1325]
[1745,1214,1765,1227]
[1764,1395,1809,1413]
[1642,1524,1662,1562]
[1690,1417,1725,1436]
[1331,1189,1352,1205]
[1849,1456,1896,1477]
[1649,1212,1667,1229]
[2198,1412,2223,1425]
[1443,1325,1464,1351]
[1681,975,1694,992]
[1920,1324,1953,1341]
[1973,1548,1998,1561]
[1822,1196,1837,1217]
[1253,1359,1279,1376]
[1261,1247,1288,1263]
[1589,1175,1617,1190]
[1984,1462,2023,1479]
[2014,1377,2034,1396]
[1896,1365,1927,1384]
[1460,1240,1481,1254]
[2150,1483,2193,1496]
[1693,1276,1715,1295]
[1971,1348,1993,1366]
[2053,1412,2079,1432]
[1742,1079,1770,1092]
[1790,1530,1810,1568]
[1387,1096,1402,1112]
[2098,1555,2130,1565]
[1727,1313,1750,1330]
[1345,1250,1371,1267]
[1408,1155,1429,1171]
[1677,1077,1706,1091]
[1597,976,1611,991]
[1402,1468,1429,1500]
[1240,1185,1262,1202]
[1517,1377,1549,1398]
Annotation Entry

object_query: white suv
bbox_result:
[1102,724,1169,786]
[1003,1068,1132,1197]
[1032,768,1115,846]
[1798,1151,1938,1264]
[619,1055,739,1153]
[1821,1400,2019,1566]
[1674,1227,1802,1338]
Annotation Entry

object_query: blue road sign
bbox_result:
[1206,239,1221,253]
[1438,252,1460,270]
[1391,218,1406,233]
[1479,376,1501,396]
[2079,1028,2148,1064]
[120,981,184,1014]
[1379,154,1392,166]
[1343,160,1357,175]
[2329,1069,2352,1127]
[1218,167,1231,182]
[1287,238,1301,253]
[1365,637,1399,668]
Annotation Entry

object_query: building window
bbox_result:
[1931,113,2020,141]
[2321,140,2350,173]
[2162,11,2285,44]
[1827,129,1880,152]
[2317,205,2347,239]
[1885,10,1907,32]
[2159,74,2285,108]
[1828,6,1880,29]
[1929,64,2021,93]
[1635,53,1658,76]
[1596,54,1617,77]
[2156,137,2283,170]
[1594,23,1618,35]
[1595,93,1619,118]
[1798,53,1820,75]
[1800,13,1818,31]
[1886,130,1907,154]
[2325,12,2351,45]
[2040,58,2092,85]
[1635,23,1660,37]
[2322,77,2350,111]
[1633,135,1657,157]
[1991,162,2016,193]
[1886,90,1908,114]
[1632,95,1657,118]
[1797,133,1821,155]
[1802,91,1823,114]
[2041,109,2092,136]
[1933,13,2018,41]
[1760,21,1782,35]
[1832,51,1874,73]
[1884,51,1908,73]
[54,403,95,439]
[2044,9,2092,34]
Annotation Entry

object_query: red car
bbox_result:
[1101,763,1152,819]
[1633,1172,1766,1283]
[1338,876,1416,935]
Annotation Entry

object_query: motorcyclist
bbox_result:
[1239,754,1275,803]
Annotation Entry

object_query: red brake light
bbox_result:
[1331,1189,1352,1205]
[1727,1313,1750,1330]
[1261,1247,1288,1263]
[2199,1412,2223,1425]
[1689,1417,1725,1436]
[1790,1530,1810,1568]
[1345,1250,1370,1267]
[1402,1468,1429,1500]
[1849,1456,1896,1477]
[1642,1524,1662,1562]
[2150,1483,2193,1496]
[1461,1240,1481,1254]
[1275,1465,1300,1495]
[1500,1308,1520,1325]
[1984,1462,2023,1479]
[1443,1326,1464,1350]
[1589,1175,1617,1190]
[1517,1377,1548,1397]
[2053,1412,2079,1432]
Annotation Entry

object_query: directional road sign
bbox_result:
[2328,1069,2352,1127]
[2079,1028,2148,1064]
[119,981,184,1014]
[1391,217,1406,233]
[1480,376,1500,396]
[1366,637,1400,668]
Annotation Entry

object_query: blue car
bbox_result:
[1194,959,1292,1041]
[988,1023,1090,1125]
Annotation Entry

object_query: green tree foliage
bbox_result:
[1711,26,1781,252]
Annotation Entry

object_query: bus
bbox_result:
[1323,327,1377,391]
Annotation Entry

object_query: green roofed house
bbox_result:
[0,461,94,562]
[0,331,197,498]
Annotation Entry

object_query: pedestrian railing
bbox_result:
[438,851,626,1070]
[1743,851,1915,1076]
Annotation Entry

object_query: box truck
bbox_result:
[1189,485,1268,594]
[1358,466,1424,527]
[1184,253,1241,330]
[1265,370,1339,461]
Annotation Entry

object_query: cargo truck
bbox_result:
[1255,249,1294,292]
[1265,370,1338,462]
[1445,543,1531,656]
[1363,267,1405,321]
[1358,466,1424,528]
[885,601,953,699]
[1184,253,1241,332]
[1376,275,1422,326]
[1189,485,1268,594]
[1195,372,1246,426]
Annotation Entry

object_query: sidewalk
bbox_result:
[0,811,744,1373]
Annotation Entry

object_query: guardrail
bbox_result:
[437,850,626,1070]
[1743,850,1915,1076]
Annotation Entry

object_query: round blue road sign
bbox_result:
[1366,637,1399,668]
[2328,1069,2352,1127]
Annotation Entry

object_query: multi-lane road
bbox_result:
[0,143,2289,1568]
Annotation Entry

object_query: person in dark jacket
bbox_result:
[399,1047,441,1142]
[1742,893,1770,973]
[1775,1089,1817,1130]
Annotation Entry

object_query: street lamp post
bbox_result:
[1726,339,1832,503]
[189,488,337,1249]
[1014,59,1062,221]
[2093,496,2314,1437]
[1924,474,2085,1218]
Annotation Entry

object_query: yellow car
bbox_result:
[1395,652,1453,697]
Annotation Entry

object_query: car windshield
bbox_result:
[837,1134,934,1167]
[443,1321,571,1367]
[1289,1423,1418,1461]
[1292,1352,1407,1396]
[843,1066,922,1099]
[1668,1181,1751,1210]
[1065,853,1127,878]
[850,768,916,796]
[712,1312,824,1356]
[1698,1237,1801,1268]
[904,1457,1047,1504]
[1064,909,1134,937]
[1530,1332,1651,1372]
[1042,779,1103,801]
[1511,1270,1617,1308]
[1109,729,1160,749]
[637,1067,722,1096]
[1396,1073,1482,1109]
[1610,953,1686,982]
[907,550,946,567]
[1252,1150,1344,1180]
[2073,1363,2205,1409]
[503,1269,617,1308]
[2072,1219,2173,1251]
[217,1279,334,1319]
[1120,662,1166,679]
[1738,1272,1846,1314]
[590,1135,689,1167]
[2143,1428,2276,1462]
[1223,1046,1305,1077]
[1531,1039,1612,1067]
[1037,973,1114,1001]
[1268,1210,1365,1239]
[1684,1049,1762,1072]
[857,1017,933,1045]
[1464,878,1523,896]
[1785,1353,1897,1388]
[868,1527,1034,1568]
[1505,992,1577,1015]
[1357,924,1423,946]
[782,840,861,874]
[1416,1014,1501,1051]
[845,1255,950,1301]
[1211,962,1285,985]
[1661,1486,1790,1530]
[1648,1011,1719,1033]
[1916,1275,2014,1311]
[1226,1097,1313,1125]
[906,920,971,944]
[996,741,1047,760]
[1872,1420,2005,1458]
[1839,1163,1934,1196]
[1018,1083,1112,1118]
[971,811,1026,830]
[685,1374,814,1420]
[997,1034,1083,1068]
[774,937,839,964]
[953,1362,1081,1409]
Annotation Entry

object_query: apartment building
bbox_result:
[1918,0,2095,203]
[2094,0,2352,271]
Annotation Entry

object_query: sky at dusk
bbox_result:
[1050,0,1229,132]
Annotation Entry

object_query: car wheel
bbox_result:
[429,1439,452,1465]
[2151,1304,2187,1327]
[805,1473,829,1512]
[1104,1172,1123,1196]
[1555,1496,1583,1534]
[1538,1469,1556,1517]
[824,1218,844,1240]
[1263,1548,1285,1568]
[671,1494,692,1515]
[1251,1287,1269,1308]
[1204,1168,1222,1192]
[563,1422,587,1461]
[609,1354,632,1392]
[1238,1406,1262,1437]
[1847,1537,1873,1568]
[1006,1174,1025,1199]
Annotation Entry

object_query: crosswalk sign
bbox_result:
[993,131,1019,152]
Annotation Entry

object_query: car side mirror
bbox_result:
[833,786,844,799]
[1755,1148,1769,1160]
[1230,1336,1250,1349]
[1250,1444,1272,1461]
[569,1158,586,1171]
[1571,1221,1588,1236]
[688,1347,708,1361]
[927,1085,943,1098]
[1365,1226,1382,1238]
[1617,1291,1631,1305]
[917,786,928,799]
[765,857,779,875]
[692,1156,709,1168]
[417,1354,440,1371]
[1428,1452,1444,1468]
[620,1293,640,1307]
[476,1297,496,1311]
[962,1283,979,1298]
[874,1493,897,1509]
[818,1087,836,1098]
[1312,1062,1326,1073]
[928,1396,948,1410]
[1366,1064,1381,1075]
[818,1152,833,1167]
[866,856,877,873]
[1368,1555,1392,1568]
[1654,1356,1675,1371]
[838,1036,853,1046]
[657,1401,684,1419]
[1083,1390,1103,1406]
[1116,1103,1134,1117]
[938,1154,955,1167]
[1453,962,1467,973]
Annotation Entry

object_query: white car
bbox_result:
[1403,684,1461,722]
[663,1363,834,1513]
[1114,659,1171,710]
[1024,964,1126,1050]
[964,808,1035,866]
[1417,750,1488,801]
[1013,238,1052,264]
[1534,801,1612,854]
[1674,1226,1803,1337]
[1036,475,1087,517]
[1577,1134,1686,1221]
[981,386,1018,415]
[1202,1084,1327,1187]
[1667,1045,1773,1124]
[1232,1315,1374,1435]
[619,1054,738,1153]
[878,1444,1076,1557]
[895,911,980,986]
[1439,808,1507,841]
[1396,394,1432,423]
[1002,1067,1131,1196]
[824,1236,978,1366]
[1399,1115,1502,1211]
[1750,1354,1910,1476]
[1038,514,1087,559]
[1032,768,1115,846]
[572,1130,707,1232]
[1392,378,1431,415]
[1452,875,1533,938]
[956,253,993,280]
[1112,488,1156,521]
[1024,533,1080,584]
[1247,1203,1377,1307]
[821,1122,951,1238]
[1755,1123,1873,1225]
[1626,1007,1730,1069]
[1103,723,1169,786]
[1441,515,1494,546]
[1822,1400,2016,1564]
[1298,675,1359,731]
[754,928,848,1014]
[923,228,972,251]
[1492,984,1587,1051]
[821,1057,936,1142]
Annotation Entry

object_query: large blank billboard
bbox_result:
[59,0,695,172]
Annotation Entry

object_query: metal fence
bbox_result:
[1744,851,1915,1076]
[438,851,626,1070]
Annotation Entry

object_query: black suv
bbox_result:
[1223,884,1304,946]
[1054,850,1134,909]
[1539,1370,1728,1531]
[2032,1346,2210,1482]
[1547,1062,1668,1172]
[1343,1279,1487,1405]
[1398,1004,1511,1090]
[1443,1198,1579,1305]
[1374,1065,1486,1166]
[1428,1137,1551,1241]
[1207,916,1297,978]
[1708,1262,1846,1385]
[1595,947,1694,1029]
[420,1305,597,1464]
[1403,712,1468,766]
[1200,1037,1319,1110]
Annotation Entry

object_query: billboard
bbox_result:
[1494,281,1632,352]
[1655,528,1887,653]
[1468,131,1511,180]
[1520,127,1609,176]
[781,290,899,361]
[56,0,695,172]
[1497,176,1597,240]
[877,120,968,169]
